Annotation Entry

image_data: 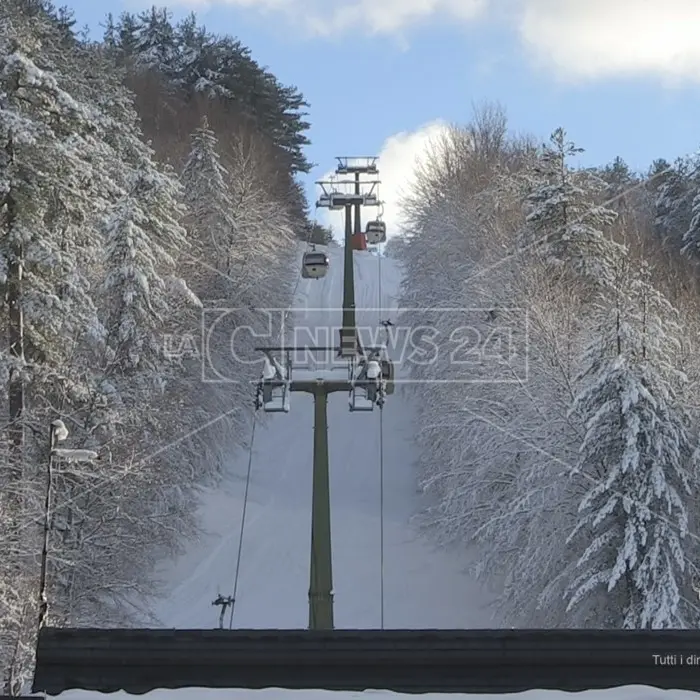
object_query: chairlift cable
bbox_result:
[227,413,257,629]
[224,213,316,627]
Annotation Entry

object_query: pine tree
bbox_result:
[0,18,116,442]
[133,6,177,76]
[680,161,700,258]
[102,12,118,49]
[180,117,238,278]
[654,157,695,247]
[117,12,140,63]
[0,10,118,689]
[566,264,696,628]
[600,157,637,214]
[102,155,193,372]
[522,128,623,287]
[172,13,224,96]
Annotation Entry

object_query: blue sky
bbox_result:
[65,0,700,236]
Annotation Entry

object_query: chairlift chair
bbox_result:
[259,355,291,412]
[365,220,386,245]
[349,358,381,411]
[349,383,376,411]
[260,379,290,412]
[302,251,329,279]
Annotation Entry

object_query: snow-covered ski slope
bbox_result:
[154,243,494,629]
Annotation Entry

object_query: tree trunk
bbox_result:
[5,136,25,478]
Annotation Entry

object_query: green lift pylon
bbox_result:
[308,386,331,627]
[342,201,357,356]
[255,157,383,630]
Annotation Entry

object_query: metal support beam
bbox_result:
[353,171,361,237]
[340,204,358,357]
[308,386,332,629]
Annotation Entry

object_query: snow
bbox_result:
[50,448,99,462]
[152,245,496,629]
[366,360,381,379]
[288,368,346,381]
[349,394,375,411]
[262,395,291,412]
[262,357,277,380]
[48,687,700,699]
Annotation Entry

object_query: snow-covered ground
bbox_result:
[153,244,495,629]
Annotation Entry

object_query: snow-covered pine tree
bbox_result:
[566,262,697,628]
[680,161,700,259]
[180,116,238,280]
[654,157,695,248]
[82,152,206,628]
[0,9,118,689]
[102,154,194,373]
[116,13,140,65]
[681,192,700,258]
[599,157,638,227]
[173,15,229,98]
[179,116,296,434]
[133,6,177,77]
[522,127,623,287]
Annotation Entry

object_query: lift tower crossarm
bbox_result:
[334,156,378,174]
[314,182,381,210]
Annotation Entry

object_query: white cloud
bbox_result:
[304,0,488,37]
[156,0,488,36]
[517,0,700,83]
[314,120,448,242]
[157,0,700,83]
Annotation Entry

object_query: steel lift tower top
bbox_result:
[315,179,380,210]
[334,156,378,174]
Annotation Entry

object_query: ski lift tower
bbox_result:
[316,157,381,357]
[252,157,388,631]
[254,346,391,631]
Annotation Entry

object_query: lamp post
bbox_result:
[38,420,98,633]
